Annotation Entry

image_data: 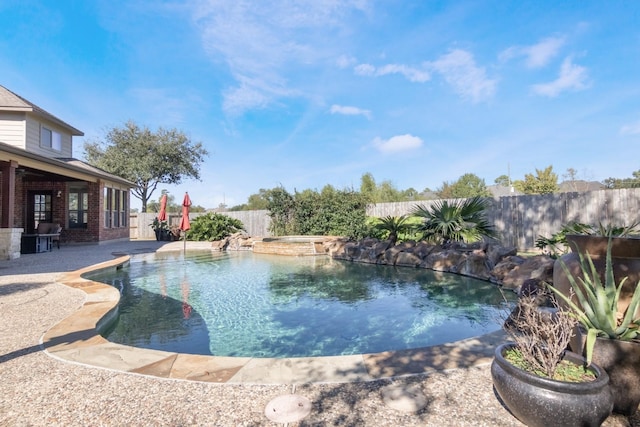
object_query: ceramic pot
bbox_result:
[573,334,640,416]
[491,343,613,427]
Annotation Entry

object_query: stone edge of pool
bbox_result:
[41,250,511,385]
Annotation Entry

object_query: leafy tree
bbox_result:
[377,180,405,202]
[514,165,559,194]
[360,172,377,202]
[266,186,296,236]
[411,196,495,244]
[561,167,581,192]
[436,173,491,199]
[402,187,420,200]
[358,172,421,203]
[83,120,208,212]
[188,213,245,241]
[604,170,640,189]
[230,188,272,211]
[494,175,511,187]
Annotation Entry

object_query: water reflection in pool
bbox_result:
[91,251,515,358]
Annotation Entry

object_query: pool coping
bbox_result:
[41,250,511,385]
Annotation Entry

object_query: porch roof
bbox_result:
[0,141,134,187]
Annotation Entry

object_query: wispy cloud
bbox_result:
[192,0,370,116]
[620,119,640,136]
[354,49,495,103]
[330,104,372,119]
[531,57,590,97]
[354,63,430,82]
[336,54,357,69]
[428,49,497,103]
[500,36,565,68]
[372,134,423,153]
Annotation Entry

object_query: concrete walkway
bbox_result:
[0,240,636,426]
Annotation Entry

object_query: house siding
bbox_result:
[0,112,26,148]
[25,115,73,158]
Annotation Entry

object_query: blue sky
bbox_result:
[2,1,639,210]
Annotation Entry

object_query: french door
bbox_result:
[26,191,52,233]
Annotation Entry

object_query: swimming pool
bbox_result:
[90,251,513,358]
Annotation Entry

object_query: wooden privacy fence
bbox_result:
[367,188,640,250]
[130,188,640,251]
[131,210,271,241]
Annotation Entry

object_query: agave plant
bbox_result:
[551,237,640,365]
[372,215,411,244]
[411,196,495,244]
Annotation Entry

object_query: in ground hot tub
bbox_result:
[253,236,330,256]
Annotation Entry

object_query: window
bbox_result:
[69,187,88,229]
[112,190,120,228]
[120,192,128,226]
[41,126,62,151]
[34,194,52,223]
[104,187,128,228]
[104,188,111,228]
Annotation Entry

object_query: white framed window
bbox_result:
[104,187,128,228]
[41,126,62,151]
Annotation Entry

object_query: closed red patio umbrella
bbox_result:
[158,194,167,222]
[179,192,191,251]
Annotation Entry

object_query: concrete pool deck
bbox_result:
[1,240,637,426]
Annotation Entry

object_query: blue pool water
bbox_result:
[91,251,513,358]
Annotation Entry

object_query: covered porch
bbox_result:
[0,142,132,259]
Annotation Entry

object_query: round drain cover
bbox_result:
[381,384,428,413]
[265,394,312,423]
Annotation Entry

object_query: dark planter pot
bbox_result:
[154,229,172,241]
[573,334,640,416]
[491,343,613,427]
[557,235,640,312]
[553,235,640,416]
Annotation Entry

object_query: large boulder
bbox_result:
[211,236,230,251]
[343,241,362,260]
[324,238,348,258]
[499,255,555,291]
[395,251,423,267]
[425,249,466,273]
[490,256,526,284]
[412,241,437,259]
[486,244,518,268]
[457,250,491,280]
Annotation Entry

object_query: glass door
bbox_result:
[27,191,52,233]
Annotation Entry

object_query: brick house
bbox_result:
[0,85,133,259]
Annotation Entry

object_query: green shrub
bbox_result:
[266,185,369,239]
[187,213,245,241]
[366,215,421,243]
[411,196,495,244]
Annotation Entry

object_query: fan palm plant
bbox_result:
[411,196,495,244]
[372,215,411,244]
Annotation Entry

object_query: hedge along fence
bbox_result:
[131,188,640,251]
